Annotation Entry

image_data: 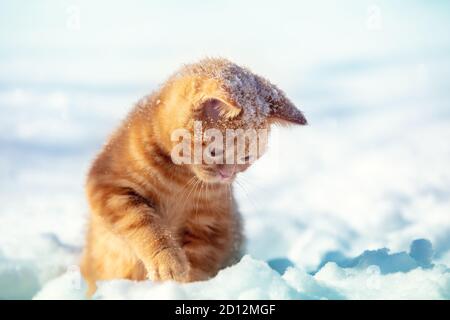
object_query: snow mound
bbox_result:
[316,239,435,274]
[314,263,449,300]
[32,240,450,300]
[33,266,87,300]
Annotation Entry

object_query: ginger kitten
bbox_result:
[80,58,307,295]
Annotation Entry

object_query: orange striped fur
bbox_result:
[80,58,306,295]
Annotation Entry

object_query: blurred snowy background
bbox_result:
[1,0,450,299]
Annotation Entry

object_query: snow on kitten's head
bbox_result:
[166,58,307,184]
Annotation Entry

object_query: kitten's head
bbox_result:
[166,58,307,184]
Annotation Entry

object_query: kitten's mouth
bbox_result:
[218,168,235,182]
[207,173,235,184]
[195,168,235,184]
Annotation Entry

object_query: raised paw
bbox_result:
[147,247,190,282]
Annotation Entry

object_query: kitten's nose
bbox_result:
[218,165,235,179]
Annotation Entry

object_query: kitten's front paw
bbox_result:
[147,247,190,282]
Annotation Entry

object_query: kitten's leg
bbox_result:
[182,223,235,281]
[87,183,190,282]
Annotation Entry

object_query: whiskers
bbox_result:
[235,175,257,212]
[194,180,205,222]
[174,175,208,223]
[171,175,199,214]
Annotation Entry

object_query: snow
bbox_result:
[1,1,450,300]
[174,58,305,125]
[33,247,450,300]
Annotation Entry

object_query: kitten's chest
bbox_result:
[160,186,233,231]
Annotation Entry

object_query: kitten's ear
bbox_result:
[269,98,307,126]
[199,98,242,122]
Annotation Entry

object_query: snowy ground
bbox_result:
[1,1,450,299]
